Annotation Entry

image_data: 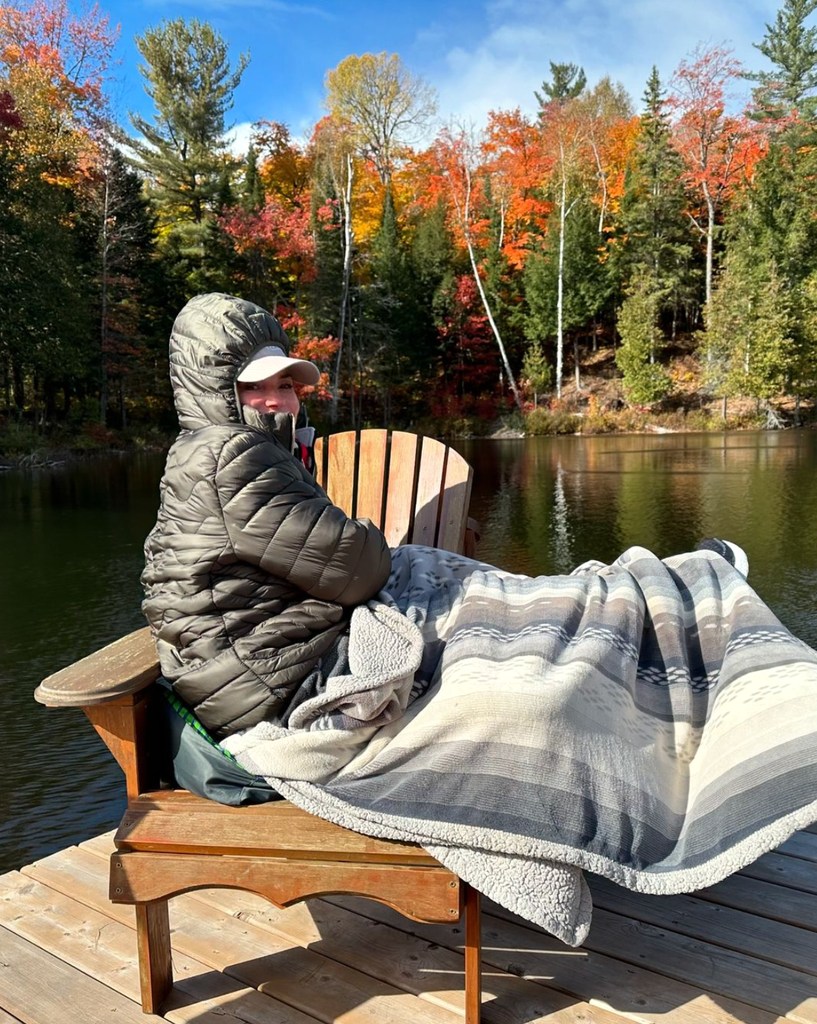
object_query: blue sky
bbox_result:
[102,0,784,151]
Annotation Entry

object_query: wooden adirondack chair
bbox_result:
[34,429,483,1024]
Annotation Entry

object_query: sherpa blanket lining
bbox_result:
[222,543,817,945]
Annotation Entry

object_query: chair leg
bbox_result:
[463,883,482,1024]
[135,901,173,1013]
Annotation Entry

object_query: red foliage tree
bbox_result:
[669,46,769,305]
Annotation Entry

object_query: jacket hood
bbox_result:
[169,292,292,431]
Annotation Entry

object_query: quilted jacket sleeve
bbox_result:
[216,430,391,606]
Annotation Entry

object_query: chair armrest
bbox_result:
[34,626,160,708]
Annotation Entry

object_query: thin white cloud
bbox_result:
[427,0,781,125]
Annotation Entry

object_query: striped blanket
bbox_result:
[223,543,817,945]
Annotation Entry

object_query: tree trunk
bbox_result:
[704,185,715,308]
[331,153,354,424]
[12,358,24,414]
[460,156,523,413]
[556,171,567,399]
[99,166,111,427]
[44,378,57,422]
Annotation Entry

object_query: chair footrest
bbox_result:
[110,849,462,922]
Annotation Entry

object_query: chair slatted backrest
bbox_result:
[314,430,473,553]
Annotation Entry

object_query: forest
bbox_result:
[2,0,817,455]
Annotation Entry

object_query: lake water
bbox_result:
[2,430,816,874]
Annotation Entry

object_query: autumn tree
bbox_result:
[325,52,436,186]
[481,108,551,267]
[0,0,117,418]
[220,128,316,315]
[253,120,313,209]
[573,77,635,235]
[669,46,764,308]
[432,124,523,411]
[127,18,248,301]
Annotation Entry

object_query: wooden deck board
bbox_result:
[0,830,814,1024]
[588,876,817,974]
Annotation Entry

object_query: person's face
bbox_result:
[237,372,300,417]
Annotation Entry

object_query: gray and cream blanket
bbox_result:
[223,543,817,945]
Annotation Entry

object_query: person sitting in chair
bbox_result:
[141,292,391,741]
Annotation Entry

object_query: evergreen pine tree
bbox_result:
[615,67,696,333]
[127,18,248,302]
[242,144,265,212]
[615,276,671,405]
[749,0,817,121]
[535,62,587,111]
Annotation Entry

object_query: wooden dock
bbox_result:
[1,826,815,1024]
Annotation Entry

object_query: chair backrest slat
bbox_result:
[382,431,420,546]
[324,430,357,514]
[356,429,389,527]
[315,429,472,553]
[411,436,447,546]
[437,446,473,553]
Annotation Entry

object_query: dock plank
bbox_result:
[695,873,817,931]
[588,875,817,975]
[193,885,627,1024]
[579,905,816,1023]
[24,846,443,1024]
[0,924,160,1024]
[329,895,785,1024]
[4,830,816,1024]
[78,833,633,1024]
[777,833,817,864]
[0,868,319,1024]
[740,852,817,895]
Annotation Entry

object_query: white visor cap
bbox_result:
[236,345,320,385]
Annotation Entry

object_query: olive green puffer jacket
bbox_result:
[141,293,391,739]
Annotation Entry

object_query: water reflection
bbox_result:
[0,454,165,873]
[456,431,817,645]
[2,432,816,873]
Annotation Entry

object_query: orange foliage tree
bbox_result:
[482,107,552,269]
[669,46,769,305]
[0,0,115,177]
